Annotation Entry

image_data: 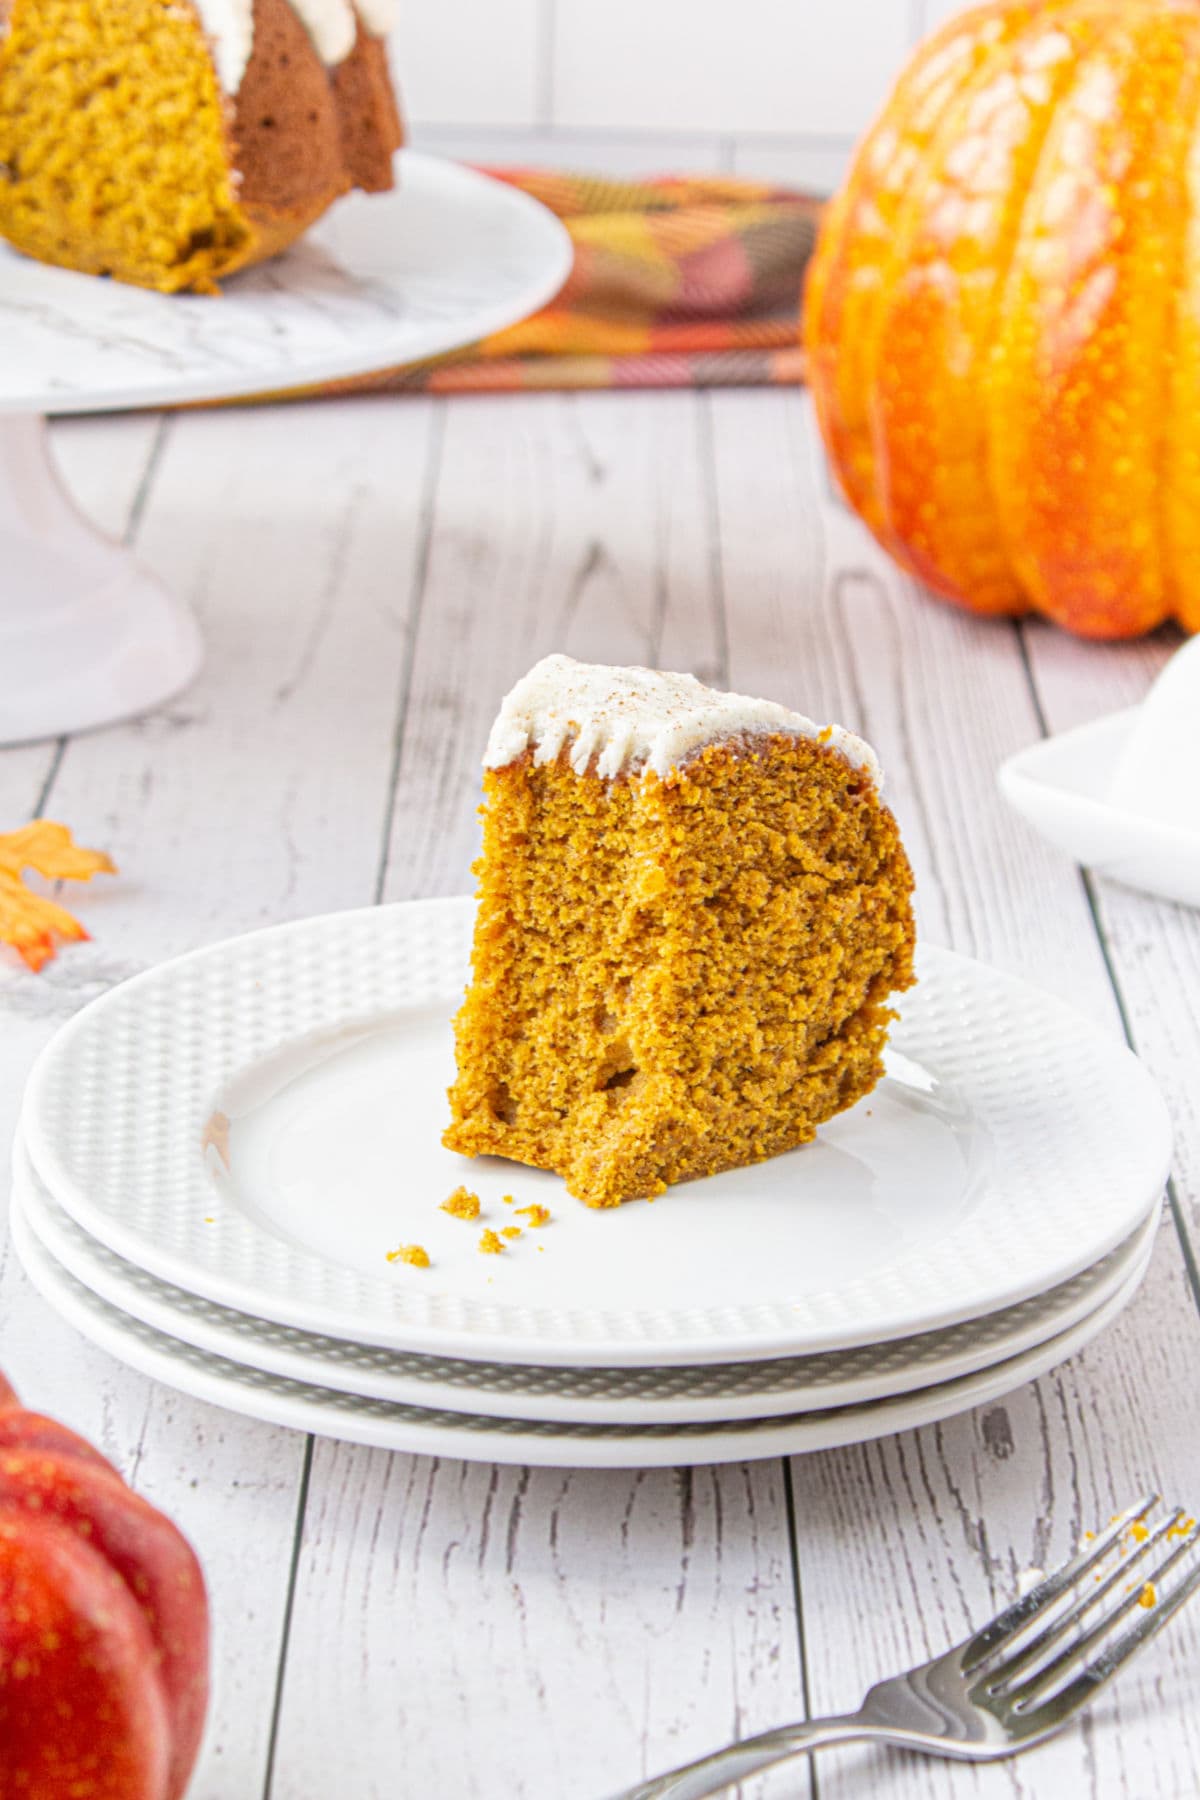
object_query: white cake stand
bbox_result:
[0,152,571,746]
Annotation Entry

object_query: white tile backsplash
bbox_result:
[550,0,912,135]
[396,0,973,180]
[394,0,546,127]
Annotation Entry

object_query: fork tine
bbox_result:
[1016,1556,1200,1729]
[984,1508,1188,1695]
[961,1495,1156,1675]
[1004,1527,1200,1712]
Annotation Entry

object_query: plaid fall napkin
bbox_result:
[304,169,819,398]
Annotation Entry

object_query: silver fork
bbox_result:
[610,1496,1200,1800]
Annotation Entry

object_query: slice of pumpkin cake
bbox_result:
[444,655,916,1209]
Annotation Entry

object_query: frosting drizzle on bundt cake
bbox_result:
[194,0,396,94]
[0,0,403,292]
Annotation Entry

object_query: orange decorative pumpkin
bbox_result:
[0,1373,210,1798]
[804,0,1200,639]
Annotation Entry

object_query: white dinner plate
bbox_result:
[0,153,572,415]
[13,1135,1161,1425]
[8,1189,1156,1468]
[999,708,1200,909]
[18,897,1171,1368]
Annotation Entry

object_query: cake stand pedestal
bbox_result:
[0,416,203,744]
[0,152,571,747]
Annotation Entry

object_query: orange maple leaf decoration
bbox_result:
[0,821,116,973]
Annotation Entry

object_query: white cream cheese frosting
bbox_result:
[192,0,398,94]
[192,0,255,95]
[484,654,882,785]
[286,0,357,69]
[352,0,398,35]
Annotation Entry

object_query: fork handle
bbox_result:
[607,1713,875,1799]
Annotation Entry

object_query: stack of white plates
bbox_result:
[9,898,1172,1469]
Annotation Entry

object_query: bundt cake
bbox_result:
[0,0,403,294]
[444,655,917,1208]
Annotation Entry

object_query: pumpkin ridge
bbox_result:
[805,3,1028,533]
[0,1513,173,1799]
[0,1461,208,1800]
[1146,15,1200,630]
[0,1381,208,1800]
[1160,15,1200,628]
[977,2,1124,615]
[874,5,1092,611]
[0,1442,209,1800]
[0,1407,120,1472]
[853,7,1043,562]
[986,6,1185,631]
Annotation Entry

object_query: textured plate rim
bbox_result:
[12,1132,1163,1425]
[8,1186,1155,1469]
[19,896,1173,1367]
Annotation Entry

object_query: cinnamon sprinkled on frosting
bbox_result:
[484,654,881,784]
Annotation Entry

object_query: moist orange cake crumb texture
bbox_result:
[515,1204,551,1227]
[440,1185,481,1221]
[478,1229,504,1256]
[444,656,916,1209]
[386,1243,429,1269]
[501,1226,522,1240]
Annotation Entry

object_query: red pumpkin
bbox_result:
[0,1374,209,1799]
[804,0,1200,639]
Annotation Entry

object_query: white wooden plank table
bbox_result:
[2,387,1198,1800]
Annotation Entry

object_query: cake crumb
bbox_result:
[502,1194,515,1205]
[386,1243,430,1269]
[1168,1515,1197,1539]
[1128,1520,1150,1544]
[515,1203,551,1228]
[501,1226,522,1240]
[1139,1581,1157,1609]
[441,1186,481,1221]
[479,1229,504,1255]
